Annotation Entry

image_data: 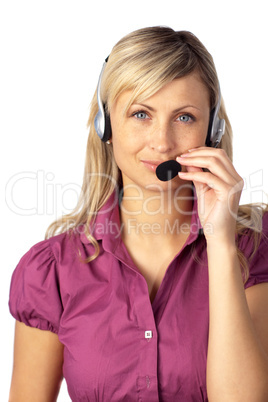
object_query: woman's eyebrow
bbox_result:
[131,103,201,112]
[172,105,201,113]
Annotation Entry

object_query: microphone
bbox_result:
[156,160,181,181]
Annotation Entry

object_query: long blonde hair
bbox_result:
[45,26,267,281]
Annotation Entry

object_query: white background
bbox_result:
[1,0,267,399]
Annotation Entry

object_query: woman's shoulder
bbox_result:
[22,227,85,264]
[262,209,268,232]
[10,228,86,295]
[237,207,268,249]
[9,231,71,333]
[239,208,268,288]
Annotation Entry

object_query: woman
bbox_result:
[9,27,268,401]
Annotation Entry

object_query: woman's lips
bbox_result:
[141,160,164,172]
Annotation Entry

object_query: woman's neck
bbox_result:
[119,184,194,243]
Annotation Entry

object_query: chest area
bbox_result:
[122,232,191,303]
[58,247,209,401]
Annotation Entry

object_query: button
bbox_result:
[145,330,152,339]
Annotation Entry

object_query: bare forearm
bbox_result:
[206,242,268,401]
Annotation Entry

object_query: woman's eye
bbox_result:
[133,111,149,120]
[177,114,192,122]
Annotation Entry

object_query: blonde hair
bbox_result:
[45,26,267,281]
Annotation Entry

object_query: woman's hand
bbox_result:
[177,147,244,245]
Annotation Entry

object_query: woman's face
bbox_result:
[110,72,210,192]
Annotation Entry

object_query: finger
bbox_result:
[184,166,208,196]
[178,170,231,200]
[176,153,240,185]
[179,147,238,180]
[180,169,244,206]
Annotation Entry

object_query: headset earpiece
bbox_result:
[205,87,225,148]
[94,58,112,142]
[103,109,112,142]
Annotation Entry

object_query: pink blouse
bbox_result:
[9,192,268,401]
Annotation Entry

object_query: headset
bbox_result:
[206,88,225,147]
[94,57,112,143]
[94,58,225,148]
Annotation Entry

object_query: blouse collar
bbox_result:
[80,187,203,249]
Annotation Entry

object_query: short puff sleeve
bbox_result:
[9,239,63,334]
[242,212,268,289]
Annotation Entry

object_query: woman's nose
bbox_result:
[149,122,175,153]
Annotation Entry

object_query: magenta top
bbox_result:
[9,192,268,401]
